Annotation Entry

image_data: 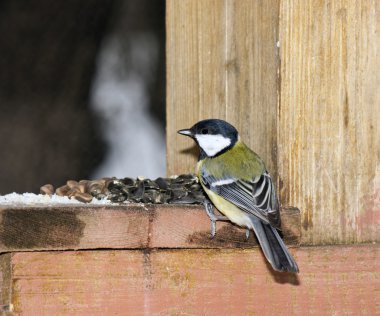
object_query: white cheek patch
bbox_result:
[195,134,231,157]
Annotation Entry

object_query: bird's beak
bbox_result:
[177,128,193,137]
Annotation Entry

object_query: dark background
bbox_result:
[0,0,166,194]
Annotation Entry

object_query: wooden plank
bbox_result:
[151,205,299,248]
[0,204,300,252]
[166,0,280,178]
[4,244,380,315]
[166,0,226,175]
[166,0,380,245]
[0,205,150,252]
[0,254,12,313]
[279,1,380,244]
[225,0,280,181]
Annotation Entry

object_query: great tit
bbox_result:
[178,119,299,273]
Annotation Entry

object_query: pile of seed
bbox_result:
[40,174,206,205]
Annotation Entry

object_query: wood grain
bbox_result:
[166,0,280,179]
[0,205,151,252]
[0,204,300,253]
[279,0,380,244]
[166,0,380,245]
[2,244,379,315]
[0,254,12,313]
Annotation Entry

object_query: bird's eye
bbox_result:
[201,128,209,134]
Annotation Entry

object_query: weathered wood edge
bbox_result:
[0,253,12,314]
[0,204,300,253]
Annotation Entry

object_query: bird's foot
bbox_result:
[203,200,228,238]
[245,229,250,240]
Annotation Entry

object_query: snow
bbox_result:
[90,32,166,179]
[0,192,113,206]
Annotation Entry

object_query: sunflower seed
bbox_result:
[56,185,70,196]
[74,192,93,203]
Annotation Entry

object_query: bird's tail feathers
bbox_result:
[250,217,299,273]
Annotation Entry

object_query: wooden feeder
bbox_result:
[1,1,380,315]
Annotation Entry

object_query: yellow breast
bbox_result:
[201,184,253,229]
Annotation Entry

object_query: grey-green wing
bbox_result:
[200,167,281,228]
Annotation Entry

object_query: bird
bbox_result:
[178,119,299,273]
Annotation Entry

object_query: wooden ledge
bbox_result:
[0,204,300,253]
[1,245,379,315]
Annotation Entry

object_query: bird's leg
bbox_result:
[245,229,250,240]
[203,200,229,238]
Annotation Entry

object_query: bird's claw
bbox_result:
[245,229,250,240]
[203,200,228,238]
[210,220,216,239]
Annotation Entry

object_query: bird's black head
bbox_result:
[178,119,239,158]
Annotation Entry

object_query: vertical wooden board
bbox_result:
[0,254,12,313]
[279,1,380,244]
[225,0,280,179]
[166,0,227,176]
[8,245,380,315]
[167,0,280,178]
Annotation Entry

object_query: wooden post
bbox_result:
[166,0,280,179]
[278,1,380,244]
[166,0,380,245]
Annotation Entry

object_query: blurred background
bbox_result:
[0,0,166,194]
